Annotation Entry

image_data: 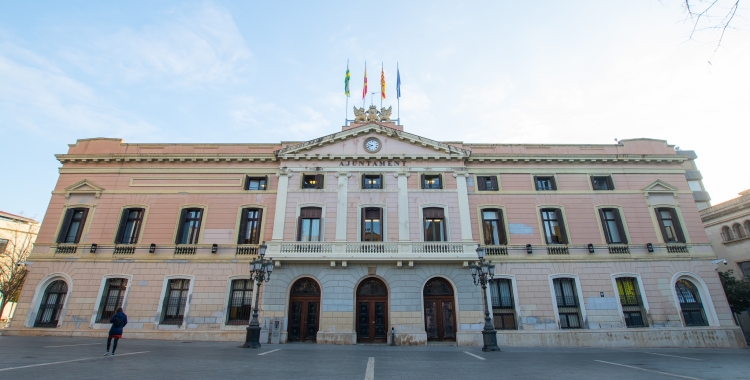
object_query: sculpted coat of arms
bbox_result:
[352,105,392,123]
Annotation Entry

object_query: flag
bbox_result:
[396,64,401,98]
[381,65,386,99]
[362,63,368,100]
[344,62,350,97]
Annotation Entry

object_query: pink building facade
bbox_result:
[6,121,745,348]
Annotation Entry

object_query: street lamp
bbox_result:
[243,241,273,348]
[469,245,501,352]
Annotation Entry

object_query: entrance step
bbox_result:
[427,342,456,346]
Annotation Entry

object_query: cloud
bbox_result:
[230,96,330,141]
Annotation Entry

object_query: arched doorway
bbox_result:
[675,279,708,326]
[35,280,68,328]
[356,277,388,343]
[287,278,320,342]
[423,278,456,341]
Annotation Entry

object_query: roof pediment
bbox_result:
[274,123,470,160]
[65,179,104,198]
[643,179,679,193]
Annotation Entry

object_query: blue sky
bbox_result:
[1,1,748,220]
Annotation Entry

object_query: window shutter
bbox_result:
[420,174,426,189]
[263,176,269,190]
[497,210,507,245]
[256,208,263,243]
[361,174,366,189]
[361,208,367,241]
[555,209,568,244]
[315,174,324,189]
[612,208,627,244]
[550,176,557,190]
[590,176,597,190]
[477,176,486,191]
[57,209,75,243]
[238,208,249,244]
[669,209,686,243]
[533,176,539,190]
[654,208,669,243]
[607,176,615,190]
[598,209,610,243]
[243,176,249,190]
[490,176,499,191]
[74,208,89,244]
[437,174,443,189]
[296,216,302,241]
[115,209,130,244]
[175,208,188,244]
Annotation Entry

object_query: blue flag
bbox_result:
[396,65,401,98]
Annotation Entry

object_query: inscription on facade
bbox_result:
[339,160,407,167]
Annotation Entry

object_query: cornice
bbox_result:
[56,154,277,164]
[467,154,686,164]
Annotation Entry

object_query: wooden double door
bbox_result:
[287,278,320,342]
[357,278,389,343]
[423,278,456,342]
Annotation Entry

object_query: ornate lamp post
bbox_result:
[469,245,501,352]
[243,242,273,348]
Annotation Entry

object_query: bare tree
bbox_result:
[681,0,743,50]
[0,224,37,320]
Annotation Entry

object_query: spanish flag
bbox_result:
[362,62,368,100]
[381,65,386,99]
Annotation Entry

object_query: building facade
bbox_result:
[700,189,750,340]
[0,211,40,323]
[5,121,745,348]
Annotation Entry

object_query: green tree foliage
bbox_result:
[718,270,750,315]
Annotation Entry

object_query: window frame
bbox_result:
[297,206,323,242]
[480,208,508,245]
[157,276,194,327]
[488,277,518,330]
[654,207,686,243]
[89,274,133,329]
[174,207,205,245]
[549,275,586,330]
[95,277,129,323]
[237,207,263,244]
[612,275,648,328]
[56,207,90,244]
[533,175,557,191]
[301,174,325,190]
[421,174,443,190]
[361,207,384,242]
[737,261,750,279]
[539,207,568,245]
[361,174,384,189]
[226,278,254,325]
[590,175,615,191]
[422,207,447,242]
[597,207,628,244]
[475,175,499,192]
[115,207,145,244]
[244,176,269,191]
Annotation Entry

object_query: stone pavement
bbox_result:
[0,336,747,379]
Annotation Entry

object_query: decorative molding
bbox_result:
[64,179,104,199]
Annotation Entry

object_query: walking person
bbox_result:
[105,307,127,356]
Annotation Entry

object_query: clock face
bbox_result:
[365,138,380,152]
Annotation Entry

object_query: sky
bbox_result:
[1,0,748,220]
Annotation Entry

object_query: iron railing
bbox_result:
[236,244,260,256]
[485,246,508,255]
[608,245,630,254]
[97,296,125,323]
[113,245,136,255]
[666,244,689,253]
[547,246,569,255]
[174,245,197,255]
[55,244,77,254]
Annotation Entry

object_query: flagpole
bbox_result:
[345,59,350,126]
[380,62,383,109]
[362,61,366,109]
[397,62,400,125]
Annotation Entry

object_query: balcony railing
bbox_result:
[236,244,260,256]
[608,245,630,254]
[113,245,136,255]
[174,245,197,255]
[666,244,689,253]
[485,245,508,256]
[547,245,569,255]
[412,243,464,254]
[346,243,398,254]
[55,244,77,254]
[280,243,333,254]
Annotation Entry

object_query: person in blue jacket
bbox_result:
[105,307,128,356]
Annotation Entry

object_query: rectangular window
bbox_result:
[115,208,144,244]
[0,238,7,254]
[362,174,383,189]
[362,207,383,242]
[226,279,253,325]
[175,208,203,244]
[302,174,324,189]
[423,208,446,242]
[245,176,268,191]
[616,277,647,328]
[534,176,556,191]
[97,278,128,323]
[421,174,442,189]
[298,207,322,242]
[591,175,614,190]
[553,278,581,329]
[738,261,750,279]
[687,180,702,191]
[541,209,567,244]
[599,208,627,244]
[238,208,263,244]
[57,208,89,244]
[489,279,516,330]
[161,279,190,325]
[655,208,685,243]
[481,209,507,245]
[476,176,499,191]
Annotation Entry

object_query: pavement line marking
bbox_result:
[463,351,486,360]
[594,360,701,380]
[44,343,101,348]
[257,349,281,356]
[364,357,374,380]
[645,352,702,361]
[0,351,150,372]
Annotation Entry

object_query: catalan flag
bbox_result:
[362,62,368,100]
[381,64,386,99]
[344,62,350,97]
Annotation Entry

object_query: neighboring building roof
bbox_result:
[0,211,39,225]
[699,190,750,223]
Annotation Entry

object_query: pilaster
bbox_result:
[271,170,292,241]
[334,172,352,241]
[453,172,473,241]
[395,171,411,241]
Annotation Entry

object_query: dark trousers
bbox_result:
[106,337,119,353]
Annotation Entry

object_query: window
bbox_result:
[302,174,324,189]
[0,238,7,254]
[721,226,733,241]
[738,262,750,278]
[476,176,499,191]
[616,277,647,328]
[534,176,556,191]
[675,279,708,326]
[97,278,128,323]
[298,207,322,242]
[541,209,567,244]
[423,208,446,242]
[732,224,744,239]
[34,280,68,328]
[362,208,383,242]
[57,208,89,244]
[591,176,614,190]
[238,208,263,244]
[421,174,442,189]
[481,209,507,245]
[553,278,581,329]
[362,174,383,189]
[687,180,702,191]
[161,279,190,325]
[245,176,268,191]
[745,220,750,236]
[598,208,627,244]
[655,208,685,243]
[115,208,144,244]
[226,279,253,325]
[489,279,516,330]
[175,208,203,244]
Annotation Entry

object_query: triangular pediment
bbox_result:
[275,123,470,160]
[65,179,104,193]
[643,179,678,193]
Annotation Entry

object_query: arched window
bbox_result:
[721,226,733,241]
[35,280,68,328]
[732,224,744,239]
[675,279,708,326]
[745,221,750,237]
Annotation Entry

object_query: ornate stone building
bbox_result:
[5,121,745,348]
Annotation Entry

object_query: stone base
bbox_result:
[316,331,357,345]
[1,327,246,342]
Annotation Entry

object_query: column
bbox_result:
[454,172,473,241]
[334,172,351,241]
[395,172,411,241]
[271,170,291,241]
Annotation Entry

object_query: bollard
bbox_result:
[390,327,395,346]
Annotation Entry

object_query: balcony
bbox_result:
[113,245,136,255]
[267,241,477,261]
[236,244,260,256]
[485,245,508,256]
[547,245,569,255]
[608,245,630,254]
[174,245,197,255]
[55,244,77,254]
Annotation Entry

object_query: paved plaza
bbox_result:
[0,335,747,379]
